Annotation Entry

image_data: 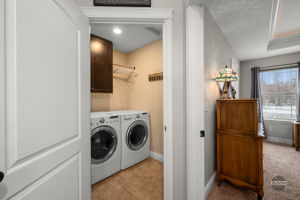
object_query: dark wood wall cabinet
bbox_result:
[216,99,265,200]
[91,34,113,93]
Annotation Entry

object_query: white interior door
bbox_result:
[0,0,90,199]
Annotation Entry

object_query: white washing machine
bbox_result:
[113,110,151,170]
[90,112,121,184]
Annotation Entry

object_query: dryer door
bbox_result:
[127,120,148,151]
[91,126,118,164]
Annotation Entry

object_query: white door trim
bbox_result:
[186,5,205,200]
[0,0,5,178]
[82,7,172,21]
[204,172,216,198]
[150,151,164,162]
[81,7,174,200]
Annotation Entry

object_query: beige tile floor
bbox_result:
[92,158,163,200]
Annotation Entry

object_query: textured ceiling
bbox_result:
[91,24,162,53]
[203,0,300,61]
[206,0,267,34]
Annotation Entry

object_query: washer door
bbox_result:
[91,126,118,164]
[126,120,148,151]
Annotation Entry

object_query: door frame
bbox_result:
[186,4,206,200]
[0,0,5,178]
[81,7,174,200]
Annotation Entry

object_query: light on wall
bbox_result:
[213,66,238,99]
[91,40,104,53]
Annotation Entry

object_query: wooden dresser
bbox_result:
[294,122,300,151]
[216,99,264,199]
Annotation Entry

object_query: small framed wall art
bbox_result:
[94,0,151,7]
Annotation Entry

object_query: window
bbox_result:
[260,68,298,120]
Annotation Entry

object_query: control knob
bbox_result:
[99,117,105,123]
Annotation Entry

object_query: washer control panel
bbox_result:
[90,115,120,129]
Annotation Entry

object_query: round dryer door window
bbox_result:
[127,121,148,151]
[91,126,118,164]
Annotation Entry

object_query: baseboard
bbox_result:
[265,136,293,145]
[150,151,164,162]
[204,172,216,199]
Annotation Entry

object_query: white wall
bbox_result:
[240,52,300,145]
[127,40,164,155]
[203,7,240,185]
[74,1,187,199]
[264,120,293,145]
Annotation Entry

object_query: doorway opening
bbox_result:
[82,7,174,200]
[90,23,164,199]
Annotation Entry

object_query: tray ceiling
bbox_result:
[200,0,300,61]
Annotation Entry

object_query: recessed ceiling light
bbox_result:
[113,28,122,34]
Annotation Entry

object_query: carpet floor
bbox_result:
[207,141,300,200]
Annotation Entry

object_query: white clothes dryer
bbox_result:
[113,110,151,170]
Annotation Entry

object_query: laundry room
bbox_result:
[90,23,164,200]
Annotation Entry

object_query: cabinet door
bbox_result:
[219,132,258,185]
[91,34,113,93]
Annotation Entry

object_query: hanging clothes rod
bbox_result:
[113,63,137,80]
[253,62,300,71]
[113,63,135,70]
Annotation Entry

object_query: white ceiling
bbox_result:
[274,0,300,37]
[202,0,300,61]
[91,24,162,53]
